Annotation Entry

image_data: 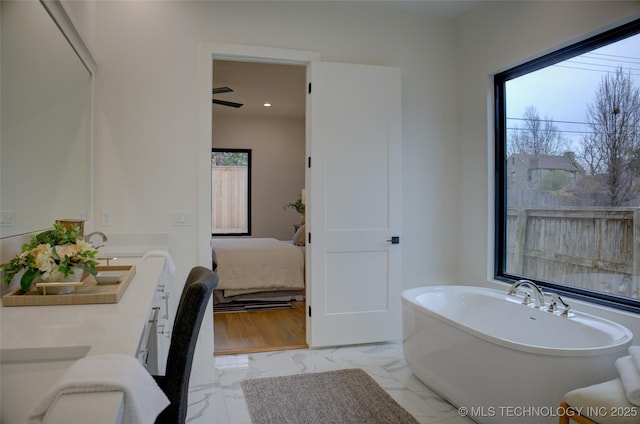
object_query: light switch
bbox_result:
[101,210,112,227]
[0,210,14,226]
[172,211,193,226]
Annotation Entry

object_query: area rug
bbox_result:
[214,300,294,313]
[241,368,419,424]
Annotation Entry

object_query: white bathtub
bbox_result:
[402,285,633,424]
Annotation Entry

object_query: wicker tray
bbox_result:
[2,265,136,306]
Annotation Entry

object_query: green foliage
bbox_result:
[283,197,305,215]
[32,222,82,246]
[212,151,249,166]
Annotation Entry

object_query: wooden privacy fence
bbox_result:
[506,207,640,298]
[212,166,248,232]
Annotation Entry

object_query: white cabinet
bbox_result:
[145,276,172,375]
[137,303,160,372]
[104,256,175,376]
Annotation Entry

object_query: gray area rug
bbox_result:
[241,368,420,424]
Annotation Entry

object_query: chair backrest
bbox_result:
[156,266,218,423]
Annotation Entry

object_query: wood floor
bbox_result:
[213,301,307,355]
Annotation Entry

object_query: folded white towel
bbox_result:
[142,250,176,275]
[615,355,640,406]
[629,346,640,371]
[28,354,169,424]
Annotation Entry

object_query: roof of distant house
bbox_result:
[509,153,583,173]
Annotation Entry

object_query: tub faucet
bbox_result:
[548,293,572,317]
[85,231,108,245]
[507,279,545,308]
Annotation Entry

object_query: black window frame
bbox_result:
[494,18,640,314]
[211,148,252,237]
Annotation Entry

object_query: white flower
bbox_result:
[55,244,76,258]
[32,244,55,274]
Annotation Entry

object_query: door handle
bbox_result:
[386,236,400,244]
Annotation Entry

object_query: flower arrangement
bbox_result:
[2,222,100,292]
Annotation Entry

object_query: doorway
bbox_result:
[211,59,308,355]
[199,44,402,351]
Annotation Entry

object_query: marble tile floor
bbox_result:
[186,340,475,424]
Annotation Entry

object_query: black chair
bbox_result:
[153,266,218,424]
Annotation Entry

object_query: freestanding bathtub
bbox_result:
[402,285,633,424]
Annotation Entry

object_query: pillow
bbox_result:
[293,224,306,246]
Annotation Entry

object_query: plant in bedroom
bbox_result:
[283,197,306,224]
[2,222,100,292]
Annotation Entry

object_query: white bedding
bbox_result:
[211,238,305,295]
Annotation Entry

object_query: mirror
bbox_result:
[1,0,92,238]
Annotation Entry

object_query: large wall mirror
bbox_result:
[1,0,94,238]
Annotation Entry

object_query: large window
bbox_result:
[211,148,251,236]
[495,19,640,313]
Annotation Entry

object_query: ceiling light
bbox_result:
[263,103,271,107]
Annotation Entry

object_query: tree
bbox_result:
[578,67,640,206]
[508,105,568,156]
[211,150,248,166]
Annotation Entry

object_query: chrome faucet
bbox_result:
[507,279,546,308]
[545,292,572,317]
[84,231,108,245]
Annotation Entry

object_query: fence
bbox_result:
[506,207,640,298]
[212,166,248,233]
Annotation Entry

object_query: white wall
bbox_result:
[4,0,638,337]
[213,113,305,240]
[92,1,459,287]
[60,0,97,54]
[69,0,640,332]
[455,1,640,332]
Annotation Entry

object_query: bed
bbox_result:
[211,236,305,304]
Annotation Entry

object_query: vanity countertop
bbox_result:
[0,256,165,423]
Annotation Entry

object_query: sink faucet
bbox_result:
[507,279,545,308]
[84,231,108,245]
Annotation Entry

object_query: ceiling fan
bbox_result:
[212,86,243,108]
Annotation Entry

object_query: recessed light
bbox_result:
[263,103,271,107]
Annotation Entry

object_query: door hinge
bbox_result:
[308,157,311,168]
[308,305,311,317]
[308,82,312,94]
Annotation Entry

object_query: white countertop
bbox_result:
[0,256,165,423]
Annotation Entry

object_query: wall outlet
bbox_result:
[0,210,14,227]
[172,210,193,226]
[101,210,112,227]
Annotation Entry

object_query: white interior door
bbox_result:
[307,61,402,348]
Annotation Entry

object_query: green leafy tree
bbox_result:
[212,151,248,166]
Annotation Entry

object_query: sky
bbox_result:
[506,32,640,152]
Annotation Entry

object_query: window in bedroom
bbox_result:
[495,19,640,313]
[212,148,251,236]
